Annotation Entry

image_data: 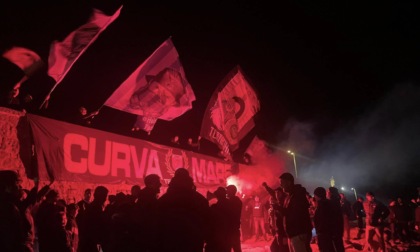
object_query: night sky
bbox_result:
[1,1,419,201]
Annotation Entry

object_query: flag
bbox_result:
[104,37,196,133]
[47,6,122,82]
[41,6,122,108]
[245,135,271,164]
[200,65,260,159]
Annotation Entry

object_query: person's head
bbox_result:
[83,188,92,202]
[144,174,162,193]
[0,170,22,201]
[131,185,141,198]
[339,193,346,200]
[55,211,67,227]
[366,191,375,202]
[357,196,364,202]
[279,172,294,193]
[226,184,238,198]
[168,168,194,190]
[314,187,326,201]
[108,194,116,204]
[213,187,227,200]
[93,186,109,204]
[79,106,87,116]
[327,187,340,201]
[45,189,60,203]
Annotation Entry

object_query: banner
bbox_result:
[27,114,232,187]
[200,65,260,159]
[104,37,196,133]
[41,6,122,108]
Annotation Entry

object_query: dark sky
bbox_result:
[2,1,419,200]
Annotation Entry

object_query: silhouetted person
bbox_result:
[35,189,64,252]
[339,193,352,243]
[327,187,344,252]
[392,196,412,243]
[77,188,92,212]
[313,187,335,252]
[78,185,109,252]
[364,191,389,252]
[47,210,72,252]
[132,174,162,251]
[156,168,209,252]
[262,182,289,252]
[0,170,25,252]
[250,195,269,241]
[129,184,141,204]
[279,172,312,252]
[66,203,79,252]
[205,186,231,252]
[352,196,365,239]
[226,184,243,252]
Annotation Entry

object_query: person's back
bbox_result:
[206,187,231,252]
[78,186,108,252]
[131,174,162,251]
[156,168,210,252]
[327,187,344,252]
[226,184,243,252]
[313,187,335,252]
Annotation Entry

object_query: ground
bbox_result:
[241,224,420,252]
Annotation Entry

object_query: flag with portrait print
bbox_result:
[104,37,196,134]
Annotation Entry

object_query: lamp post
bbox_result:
[351,187,357,200]
[287,150,298,178]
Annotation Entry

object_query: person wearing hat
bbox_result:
[363,191,390,252]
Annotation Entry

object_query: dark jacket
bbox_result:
[281,184,313,238]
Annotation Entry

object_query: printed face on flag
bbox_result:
[129,68,186,118]
[104,38,196,124]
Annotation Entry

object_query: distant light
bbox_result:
[351,187,355,190]
[341,187,345,191]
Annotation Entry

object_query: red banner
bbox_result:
[27,114,232,187]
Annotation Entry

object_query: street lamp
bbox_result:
[351,187,357,200]
[287,150,298,178]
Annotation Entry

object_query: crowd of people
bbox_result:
[1,168,419,252]
[263,174,420,252]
